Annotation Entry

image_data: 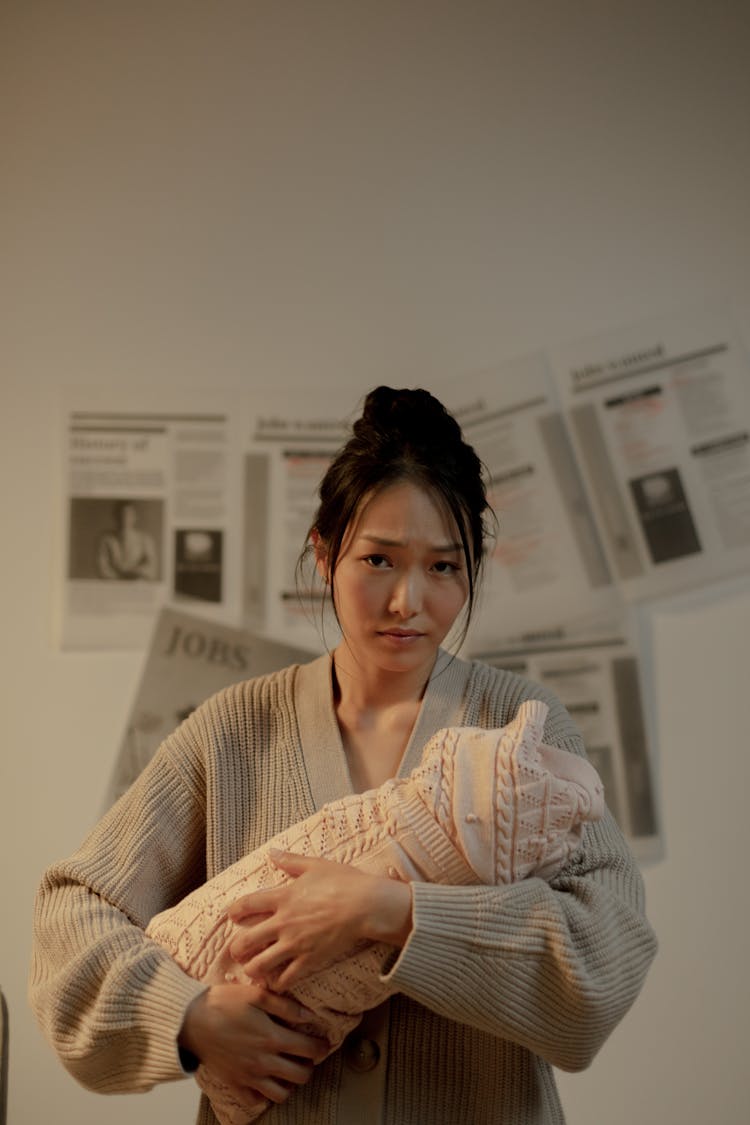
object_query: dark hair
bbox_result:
[298,386,495,648]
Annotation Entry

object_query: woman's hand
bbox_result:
[227,851,413,991]
[178,981,328,1104]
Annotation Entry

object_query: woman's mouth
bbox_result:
[378,628,424,642]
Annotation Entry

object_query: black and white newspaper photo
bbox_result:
[58,388,242,649]
[550,306,750,602]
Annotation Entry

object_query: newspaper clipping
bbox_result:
[103,607,315,809]
[60,389,242,649]
[437,356,623,653]
[242,389,354,650]
[550,306,750,602]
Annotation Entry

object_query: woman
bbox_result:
[30,387,657,1124]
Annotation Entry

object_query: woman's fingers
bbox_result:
[233,930,310,988]
[251,984,315,1028]
[267,1022,328,1065]
[228,916,279,964]
[246,1075,295,1105]
[270,956,311,992]
[228,893,278,922]
[246,1076,293,1105]
[244,945,305,989]
[245,1053,316,1104]
[178,982,328,1092]
[267,849,318,876]
[227,853,323,921]
[226,857,412,992]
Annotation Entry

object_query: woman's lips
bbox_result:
[378,628,424,642]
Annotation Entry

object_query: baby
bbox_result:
[146,699,604,1125]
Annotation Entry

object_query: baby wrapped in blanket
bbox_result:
[146,699,605,1125]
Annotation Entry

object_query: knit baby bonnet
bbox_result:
[412,698,605,886]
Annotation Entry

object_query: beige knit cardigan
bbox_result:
[30,652,657,1125]
[146,698,605,1124]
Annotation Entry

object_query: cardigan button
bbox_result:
[342,1035,381,1073]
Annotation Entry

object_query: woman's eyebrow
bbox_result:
[357,533,462,552]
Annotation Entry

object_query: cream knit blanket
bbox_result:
[146,699,604,1125]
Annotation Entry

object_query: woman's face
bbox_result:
[320,481,470,678]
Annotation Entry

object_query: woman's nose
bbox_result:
[389,570,423,617]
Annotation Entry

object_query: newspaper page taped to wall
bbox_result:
[437,355,624,654]
[549,306,750,602]
[102,606,315,809]
[242,388,355,651]
[59,387,243,649]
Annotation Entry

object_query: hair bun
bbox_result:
[359,386,460,447]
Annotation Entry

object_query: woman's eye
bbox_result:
[364,554,391,568]
[432,560,460,574]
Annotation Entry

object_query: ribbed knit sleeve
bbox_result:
[29,698,219,1093]
[383,664,657,1072]
[29,665,320,1102]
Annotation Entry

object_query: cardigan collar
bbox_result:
[294,648,473,810]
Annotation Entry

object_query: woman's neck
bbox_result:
[331,650,430,792]
[331,645,434,711]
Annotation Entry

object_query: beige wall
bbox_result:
[3,2,749,1122]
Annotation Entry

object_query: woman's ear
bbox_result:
[311,529,329,583]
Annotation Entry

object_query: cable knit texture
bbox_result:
[30,652,657,1125]
[146,699,605,1124]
